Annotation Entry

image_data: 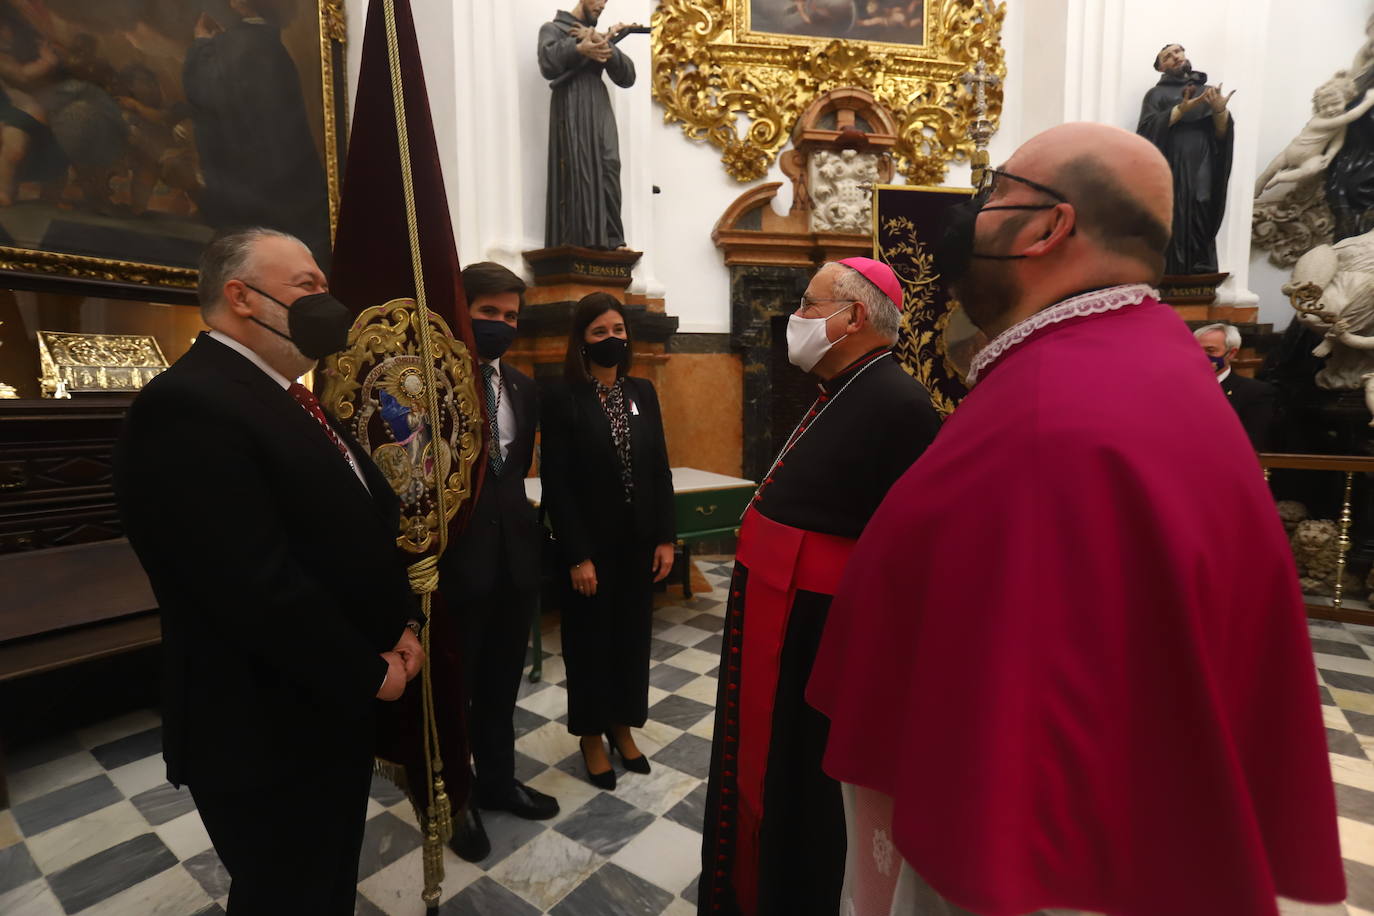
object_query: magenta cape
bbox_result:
[806,295,1344,915]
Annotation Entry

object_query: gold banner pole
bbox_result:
[381,0,453,906]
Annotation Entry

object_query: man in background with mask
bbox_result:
[440,261,557,862]
[808,123,1344,914]
[114,228,424,911]
[1195,321,1274,450]
[698,257,940,915]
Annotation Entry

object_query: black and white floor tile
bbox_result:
[11,567,1374,913]
[0,558,737,915]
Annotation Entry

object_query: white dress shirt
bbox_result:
[1216,366,1232,384]
[484,357,517,467]
[206,331,369,491]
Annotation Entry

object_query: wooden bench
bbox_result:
[0,538,159,807]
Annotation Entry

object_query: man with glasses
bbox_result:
[808,122,1344,914]
[698,257,941,915]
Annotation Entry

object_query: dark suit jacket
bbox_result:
[441,361,541,599]
[114,333,416,791]
[1220,371,1275,451]
[540,376,676,566]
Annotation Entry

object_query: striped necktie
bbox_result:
[287,382,352,465]
[481,363,503,476]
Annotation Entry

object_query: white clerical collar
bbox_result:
[968,284,1157,385]
[1216,367,1232,384]
[207,330,295,390]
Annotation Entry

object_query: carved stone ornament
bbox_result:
[650,0,1006,183]
[319,299,483,555]
[1253,177,1336,269]
[809,149,882,233]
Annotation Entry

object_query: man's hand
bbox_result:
[1177,84,1210,116]
[393,626,424,681]
[194,12,221,40]
[571,559,598,597]
[377,652,406,701]
[651,543,675,583]
[606,22,629,40]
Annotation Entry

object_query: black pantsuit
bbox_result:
[540,376,675,737]
[439,360,540,799]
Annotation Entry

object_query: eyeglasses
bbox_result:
[975,167,1070,207]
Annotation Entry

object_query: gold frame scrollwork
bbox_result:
[651,0,1005,185]
[0,0,346,291]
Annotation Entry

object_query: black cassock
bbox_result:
[183,19,331,265]
[537,11,635,250]
[1136,70,1234,276]
[698,350,941,916]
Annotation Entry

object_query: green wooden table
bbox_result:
[522,467,755,681]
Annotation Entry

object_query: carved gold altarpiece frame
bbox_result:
[651,0,1005,185]
[0,0,346,292]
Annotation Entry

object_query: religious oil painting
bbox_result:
[0,0,343,291]
[748,0,926,46]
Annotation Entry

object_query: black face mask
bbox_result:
[584,336,627,369]
[244,283,352,360]
[472,319,517,361]
[934,169,1071,288]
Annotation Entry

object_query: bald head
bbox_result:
[1007,122,1172,276]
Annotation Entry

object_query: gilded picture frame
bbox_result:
[0,0,346,292]
[651,0,1004,184]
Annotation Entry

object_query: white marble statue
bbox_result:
[1284,227,1374,423]
[809,148,881,234]
[1255,75,1374,204]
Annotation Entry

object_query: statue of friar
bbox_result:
[538,0,636,250]
[1136,43,1235,275]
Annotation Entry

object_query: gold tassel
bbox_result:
[421,813,443,908]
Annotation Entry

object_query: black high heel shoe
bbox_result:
[581,737,616,790]
[606,730,651,774]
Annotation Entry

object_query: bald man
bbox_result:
[807,124,1346,915]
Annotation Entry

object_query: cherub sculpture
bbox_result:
[1284,227,1374,424]
[1255,74,1374,204]
[1290,519,1343,595]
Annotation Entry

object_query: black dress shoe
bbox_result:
[606,730,651,774]
[477,782,560,820]
[581,738,616,790]
[447,804,489,862]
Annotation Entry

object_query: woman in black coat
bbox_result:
[540,292,676,789]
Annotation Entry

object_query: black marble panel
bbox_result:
[11,773,122,836]
[1323,670,1374,695]
[1327,727,1366,759]
[355,811,422,880]
[652,734,714,780]
[440,876,541,916]
[555,793,655,856]
[647,696,713,731]
[730,265,810,482]
[1311,637,1372,660]
[664,782,708,834]
[0,842,41,896]
[475,809,548,869]
[669,333,732,354]
[182,848,231,900]
[47,832,177,914]
[547,862,675,916]
[514,706,552,739]
[130,782,196,826]
[89,727,163,770]
[684,613,725,632]
[648,664,698,693]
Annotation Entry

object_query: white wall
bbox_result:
[1249,0,1374,330]
[340,1,1362,334]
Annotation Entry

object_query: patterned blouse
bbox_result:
[593,377,634,501]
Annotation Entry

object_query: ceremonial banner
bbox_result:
[318,0,484,905]
[872,183,979,416]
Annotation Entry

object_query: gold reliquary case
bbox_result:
[37,331,169,397]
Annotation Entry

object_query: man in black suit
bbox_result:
[441,261,558,862]
[114,228,423,913]
[1195,322,1275,450]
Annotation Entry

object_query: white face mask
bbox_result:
[786,303,852,372]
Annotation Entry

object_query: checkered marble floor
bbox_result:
[0,557,737,916]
